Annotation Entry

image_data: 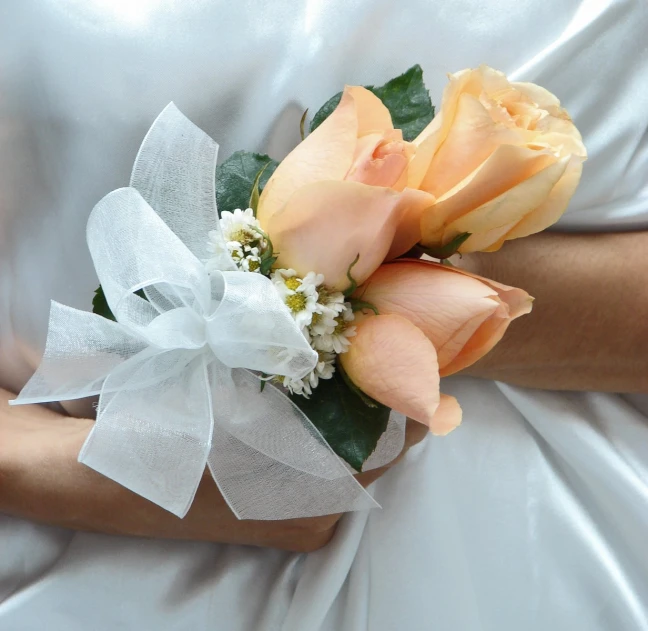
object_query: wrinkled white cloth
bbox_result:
[1,1,648,629]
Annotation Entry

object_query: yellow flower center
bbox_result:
[248,260,260,272]
[334,318,347,334]
[310,312,321,326]
[285,277,301,291]
[285,293,308,313]
[230,228,254,244]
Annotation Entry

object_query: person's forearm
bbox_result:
[457,231,648,392]
[0,390,427,548]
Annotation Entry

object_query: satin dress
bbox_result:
[1,1,648,629]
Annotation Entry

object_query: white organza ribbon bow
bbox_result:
[11,104,384,519]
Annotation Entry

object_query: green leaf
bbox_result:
[92,286,116,321]
[289,369,390,471]
[338,362,380,409]
[310,65,435,142]
[310,93,343,134]
[92,286,148,322]
[417,232,472,260]
[369,64,435,142]
[299,108,309,141]
[215,151,278,216]
[248,162,273,215]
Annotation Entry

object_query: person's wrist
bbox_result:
[450,251,493,279]
[0,397,93,519]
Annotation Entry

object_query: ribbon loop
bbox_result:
[130,102,234,266]
[87,187,211,326]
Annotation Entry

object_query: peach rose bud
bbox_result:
[359,260,532,376]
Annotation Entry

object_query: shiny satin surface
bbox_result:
[1,1,648,629]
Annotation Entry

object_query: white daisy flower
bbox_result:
[271,268,321,330]
[226,240,244,260]
[205,230,235,272]
[242,244,260,257]
[318,289,346,316]
[281,351,336,397]
[308,307,338,337]
[271,268,299,297]
[312,303,356,354]
[239,255,261,273]
[301,271,325,291]
[206,208,268,273]
[220,208,262,243]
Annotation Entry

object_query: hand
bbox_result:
[0,389,428,552]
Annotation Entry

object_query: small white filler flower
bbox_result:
[206,208,266,273]
[271,268,323,330]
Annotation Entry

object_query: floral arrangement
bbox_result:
[13,64,586,520]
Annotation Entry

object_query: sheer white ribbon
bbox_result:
[11,103,403,519]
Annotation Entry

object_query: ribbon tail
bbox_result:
[360,410,407,472]
[11,302,147,406]
[79,352,214,518]
[207,367,379,520]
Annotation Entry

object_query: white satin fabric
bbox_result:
[1,1,648,629]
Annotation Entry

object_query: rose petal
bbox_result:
[449,266,534,319]
[385,188,436,259]
[498,158,584,242]
[340,314,441,427]
[408,121,443,190]
[435,265,533,375]
[511,81,563,114]
[345,85,394,136]
[409,68,479,189]
[257,87,359,225]
[429,394,462,436]
[346,132,410,189]
[450,155,570,252]
[267,181,433,290]
[418,93,531,198]
[420,144,566,252]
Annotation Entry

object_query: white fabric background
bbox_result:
[1,0,647,629]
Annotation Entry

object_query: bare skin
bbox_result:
[458,231,648,392]
[0,389,428,552]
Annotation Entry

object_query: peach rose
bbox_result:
[340,260,532,434]
[257,86,434,290]
[409,65,587,253]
